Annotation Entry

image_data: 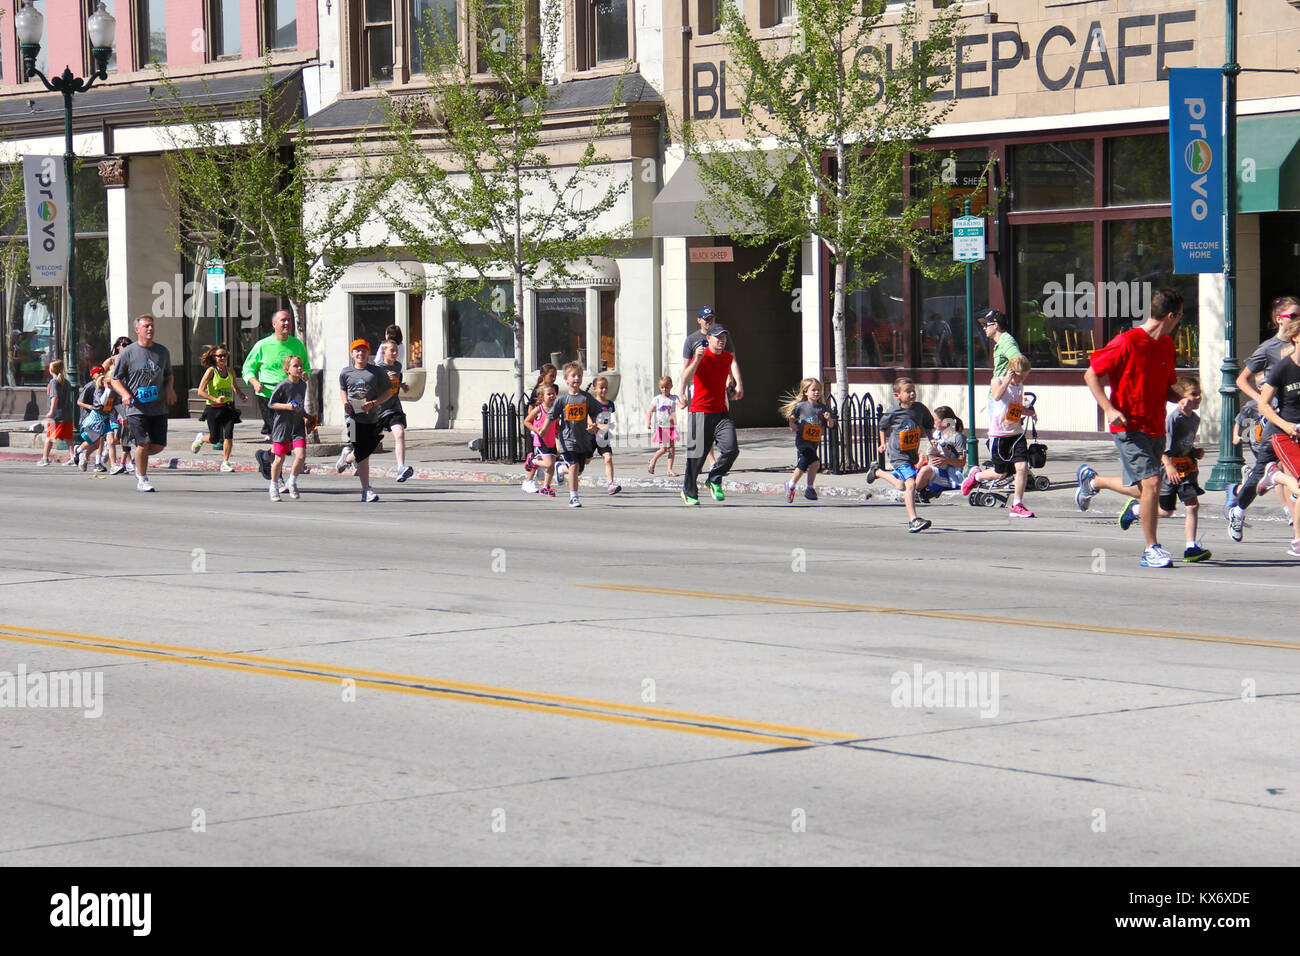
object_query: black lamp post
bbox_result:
[16,0,117,388]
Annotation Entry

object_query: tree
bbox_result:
[379,0,644,403]
[151,61,386,344]
[681,0,968,424]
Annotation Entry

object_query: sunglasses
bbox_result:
[214,353,229,358]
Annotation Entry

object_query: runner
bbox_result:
[375,340,414,482]
[72,365,113,473]
[38,360,75,467]
[1074,288,1183,567]
[336,339,397,503]
[780,377,835,502]
[109,315,176,493]
[868,377,936,532]
[545,362,603,508]
[1248,320,1300,554]
[589,375,621,495]
[242,310,310,437]
[980,308,1022,379]
[679,324,743,506]
[1224,297,1300,541]
[267,355,310,501]
[960,355,1037,518]
[192,343,246,473]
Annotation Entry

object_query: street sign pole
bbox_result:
[207,259,226,350]
[953,200,985,467]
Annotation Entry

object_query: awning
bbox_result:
[652,156,784,237]
[1237,112,1300,213]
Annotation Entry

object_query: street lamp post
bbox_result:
[15,0,116,388]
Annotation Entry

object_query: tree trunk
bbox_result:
[512,264,525,405]
[831,256,852,467]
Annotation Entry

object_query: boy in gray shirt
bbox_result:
[867,376,936,532]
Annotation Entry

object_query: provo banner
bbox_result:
[1168,68,1224,274]
[23,155,66,287]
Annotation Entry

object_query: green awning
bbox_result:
[1236,112,1300,213]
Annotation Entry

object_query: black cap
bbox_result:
[706,323,728,337]
[978,308,1006,330]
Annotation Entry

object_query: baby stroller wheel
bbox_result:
[984,493,1003,508]
[969,492,984,507]
[1032,474,1051,491]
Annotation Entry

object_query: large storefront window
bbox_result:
[844,256,905,367]
[534,290,586,368]
[1014,221,1094,370]
[449,282,513,358]
[1011,140,1094,210]
[353,292,396,353]
[1106,219,1198,361]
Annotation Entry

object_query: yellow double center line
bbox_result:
[578,584,1298,652]
[0,623,854,749]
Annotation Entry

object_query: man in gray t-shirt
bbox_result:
[109,314,175,492]
[335,340,397,502]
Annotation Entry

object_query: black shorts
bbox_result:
[350,420,383,462]
[203,404,241,443]
[1160,477,1204,511]
[535,444,557,457]
[990,434,1028,475]
[377,410,407,432]
[796,444,819,472]
[125,413,167,448]
[561,450,591,471]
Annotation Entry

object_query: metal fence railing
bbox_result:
[480,393,529,463]
[819,393,883,475]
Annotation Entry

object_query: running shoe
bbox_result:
[707,480,725,501]
[1075,465,1097,512]
[521,479,538,494]
[1008,502,1035,518]
[1227,505,1245,542]
[786,480,797,503]
[191,433,204,453]
[524,452,537,475]
[36,458,50,467]
[1139,544,1172,568]
[92,463,106,474]
[569,494,582,508]
[362,488,380,503]
[109,463,126,476]
[804,487,818,501]
[864,465,878,485]
[1258,462,1281,495]
[1288,539,1300,558]
[269,485,282,502]
[681,491,700,506]
[219,461,234,473]
[1223,482,1240,522]
[907,517,931,533]
[1118,497,1139,531]
[286,482,300,500]
[608,483,622,495]
[80,453,88,472]
[960,468,980,497]
[136,478,155,493]
[1183,543,1211,562]
[396,464,414,483]
[556,462,569,481]
[256,449,272,481]
[335,446,353,474]
[70,448,80,467]
[539,486,556,498]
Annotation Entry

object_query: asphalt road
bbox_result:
[1,462,1297,866]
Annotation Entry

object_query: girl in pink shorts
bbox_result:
[646,376,680,475]
[267,355,310,501]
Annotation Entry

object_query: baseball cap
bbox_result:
[706,323,728,337]
[350,338,371,352]
[90,366,103,376]
[978,308,1006,328]
[697,306,715,321]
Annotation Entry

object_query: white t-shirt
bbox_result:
[652,394,678,428]
[987,378,1026,438]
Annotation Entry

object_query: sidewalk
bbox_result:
[0,417,1236,507]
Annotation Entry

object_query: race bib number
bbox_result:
[801,423,823,443]
[1005,403,1023,424]
[899,428,921,452]
[1171,456,1197,479]
[565,403,588,422]
[136,385,159,404]
[102,397,114,412]
[1256,424,1264,444]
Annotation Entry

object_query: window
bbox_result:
[363,0,396,84]
[410,0,459,73]
[698,0,737,35]
[535,290,586,368]
[1106,134,1169,206]
[353,293,397,353]
[1011,140,1094,211]
[844,254,905,367]
[575,0,629,69]
[407,293,424,367]
[210,0,242,58]
[264,0,298,51]
[760,0,794,27]
[448,282,513,358]
[136,0,166,66]
[1014,221,1094,369]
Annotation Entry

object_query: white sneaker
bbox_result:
[286,482,300,500]
[191,433,204,453]
[336,446,353,473]
[362,487,380,503]
[269,484,282,502]
[36,458,50,467]
[219,461,234,472]
[109,463,126,476]
[569,494,581,508]
[1258,462,1281,495]
[136,478,155,493]
[521,479,538,494]
[1139,544,1172,568]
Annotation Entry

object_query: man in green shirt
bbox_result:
[242,310,310,435]
[981,309,1022,381]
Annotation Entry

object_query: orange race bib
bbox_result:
[801,423,823,443]
[899,428,921,452]
[565,403,588,422]
[1171,456,1196,479]
[1256,424,1264,444]
[1005,403,1023,424]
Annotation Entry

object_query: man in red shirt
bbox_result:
[1075,288,1184,568]
[680,322,744,505]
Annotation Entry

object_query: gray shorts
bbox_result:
[1113,430,1163,486]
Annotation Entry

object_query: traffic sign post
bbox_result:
[953,203,985,467]
[206,259,225,349]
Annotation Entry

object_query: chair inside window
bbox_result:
[875,328,903,365]
[1175,325,1198,366]
[1052,327,1094,367]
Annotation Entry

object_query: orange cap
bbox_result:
[350,339,370,352]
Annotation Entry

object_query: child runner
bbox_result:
[780,377,835,502]
[375,340,414,482]
[73,368,98,471]
[922,406,967,495]
[192,343,246,472]
[267,355,310,501]
[1075,288,1183,568]
[73,366,114,473]
[647,376,679,476]
[1248,321,1300,554]
[336,339,398,503]
[545,361,602,508]
[1117,376,1211,561]
[523,383,560,497]
[867,376,935,532]
[39,360,76,466]
[1233,371,1290,518]
[590,375,621,494]
[960,355,1037,517]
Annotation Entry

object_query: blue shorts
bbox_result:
[891,463,919,482]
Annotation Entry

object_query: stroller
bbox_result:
[967,391,1051,508]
